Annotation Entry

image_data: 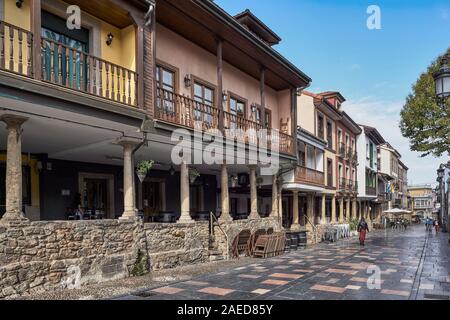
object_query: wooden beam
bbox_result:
[291,87,298,156]
[31,0,41,80]
[259,66,266,127]
[136,23,144,109]
[216,37,224,132]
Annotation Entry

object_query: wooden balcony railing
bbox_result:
[41,37,138,106]
[366,186,377,196]
[0,21,33,77]
[0,21,139,108]
[339,178,357,192]
[156,88,294,154]
[155,88,220,131]
[295,166,325,186]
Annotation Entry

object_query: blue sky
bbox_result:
[217,0,450,185]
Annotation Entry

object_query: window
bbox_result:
[338,129,342,145]
[265,109,272,129]
[156,65,175,112]
[41,11,89,90]
[327,159,333,187]
[298,142,306,167]
[369,142,374,168]
[193,81,215,126]
[317,114,324,139]
[228,95,246,129]
[326,121,333,149]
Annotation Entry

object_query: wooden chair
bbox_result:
[231,229,251,259]
[247,229,267,257]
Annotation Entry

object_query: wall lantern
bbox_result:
[16,0,23,8]
[433,55,450,106]
[169,165,176,176]
[106,33,114,46]
[222,91,228,102]
[184,74,192,88]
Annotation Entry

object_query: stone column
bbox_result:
[339,198,344,223]
[249,166,258,219]
[321,195,326,224]
[118,139,139,220]
[179,161,194,223]
[270,175,278,217]
[347,198,352,221]
[352,199,357,220]
[220,164,231,221]
[278,182,283,219]
[331,195,336,223]
[0,115,28,223]
[291,191,300,230]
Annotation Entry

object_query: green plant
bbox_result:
[349,218,359,231]
[137,160,154,175]
[131,249,148,277]
[189,168,200,182]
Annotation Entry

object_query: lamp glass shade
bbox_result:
[434,66,450,99]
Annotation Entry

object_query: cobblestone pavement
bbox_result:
[113,225,450,300]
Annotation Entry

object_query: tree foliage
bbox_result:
[400,48,450,158]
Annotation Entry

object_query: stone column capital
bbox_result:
[0,114,28,129]
[116,137,142,149]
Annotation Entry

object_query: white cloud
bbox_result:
[343,96,446,185]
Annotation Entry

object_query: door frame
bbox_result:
[78,172,115,219]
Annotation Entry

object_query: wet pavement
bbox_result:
[114,225,450,300]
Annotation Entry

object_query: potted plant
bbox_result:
[229,175,238,188]
[189,168,200,184]
[136,160,154,183]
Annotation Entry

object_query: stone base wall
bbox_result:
[0,220,143,299]
[144,222,210,270]
[0,219,212,298]
[213,217,282,257]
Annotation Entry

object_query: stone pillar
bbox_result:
[331,195,336,223]
[118,139,139,220]
[0,115,28,223]
[347,198,352,221]
[271,175,278,217]
[249,166,258,219]
[278,182,283,219]
[352,200,356,219]
[220,164,231,221]
[321,195,326,224]
[291,191,300,230]
[179,161,194,223]
[339,199,344,223]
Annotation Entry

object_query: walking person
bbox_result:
[435,220,440,234]
[358,217,370,246]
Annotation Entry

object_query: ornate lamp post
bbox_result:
[437,166,446,232]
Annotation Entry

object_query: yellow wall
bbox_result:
[4,0,31,30]
[0,153,40,207]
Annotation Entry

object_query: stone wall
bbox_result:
[0,219,213,298]
[213,217,282,257]
[0,220,144,299]
[144,222,210,270]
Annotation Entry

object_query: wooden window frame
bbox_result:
[156,59,179,93]
[264,108,272,129]
[191,75,217,106]
[227,91,248,119]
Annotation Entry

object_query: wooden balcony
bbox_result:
[338,143,347,158]
[295,166,325,186]
[339,178,358,193]
[0,20,139,108]
[366,186,377,196]
[156,88,295,155]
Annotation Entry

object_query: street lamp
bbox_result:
[437,166,445,231]
[433,54,450,106]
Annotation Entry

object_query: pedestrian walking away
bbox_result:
[435,220,440,233]
[358,217,370,246]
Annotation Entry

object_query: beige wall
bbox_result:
[156,23,290,131]
[297,94,315,134]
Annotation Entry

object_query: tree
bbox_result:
[400,48,450,158]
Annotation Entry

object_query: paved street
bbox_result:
[115,225,450,300]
